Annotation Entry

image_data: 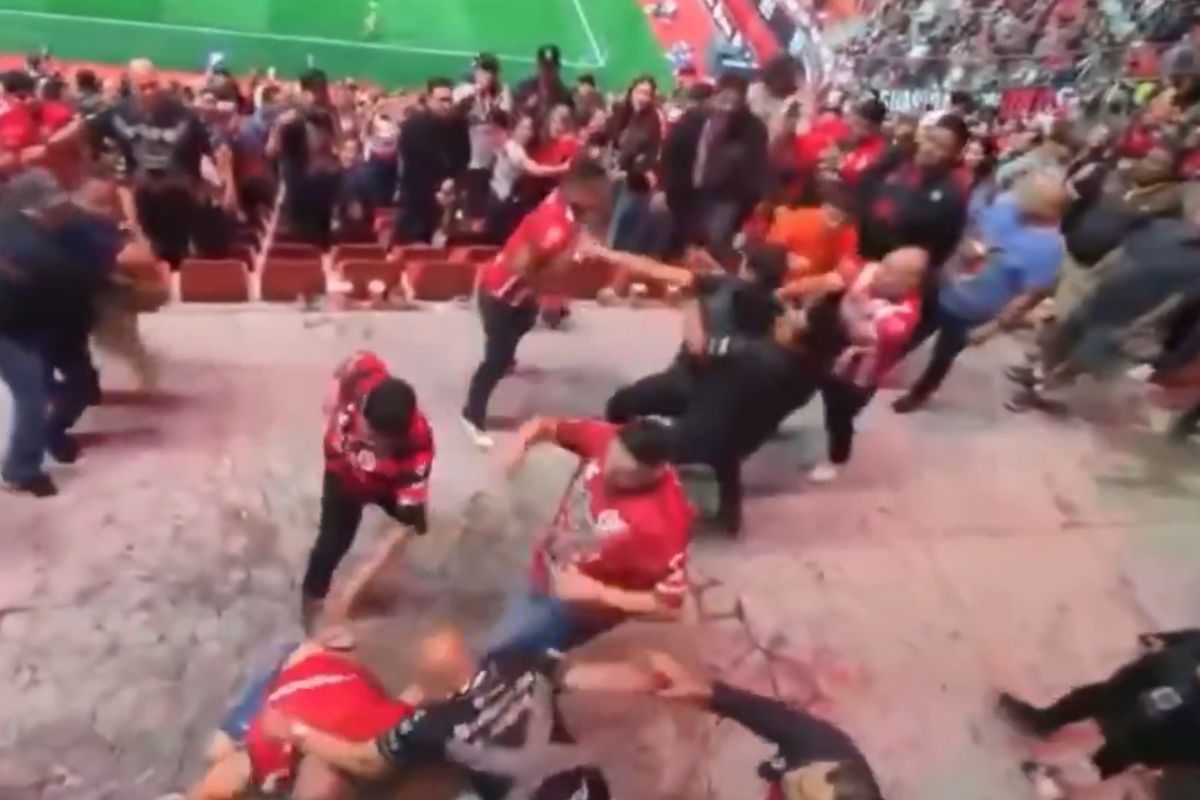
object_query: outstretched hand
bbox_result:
[639,651,713,705]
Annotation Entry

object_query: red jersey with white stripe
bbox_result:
[833,262,921,387]
[245,650,413,793]
[529,419,693,611]
[477,190,578,307]
[323,351,434,507]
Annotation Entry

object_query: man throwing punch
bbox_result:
[486,416,694,661]
[303,350,434,627]
[461,157,611,450]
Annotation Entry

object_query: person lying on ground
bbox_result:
[187,529,471,800]
[999,628,1200,800]
[261,646,663,800]
[640,651,884,800]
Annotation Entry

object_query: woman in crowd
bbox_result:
[963,135,999,222]
[606,75,669,257]
[484,111,569,243]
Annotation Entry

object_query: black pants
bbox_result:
[135,184,200,268]
[605,361,696,423]
[606,363,742,529]
[43,333,100,449]
[1034,652,1200,777]
[900,304,974,401]
[463,294,538,428]
[302,472,428,600]
[820,378,875,465]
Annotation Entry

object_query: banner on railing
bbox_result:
[878,87,950,114]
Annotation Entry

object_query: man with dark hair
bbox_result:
[488,415,694,660]
[0,169,123,497]
[583,240,812,534]
[462,157,612,449]
[643,651,884,800]
[514,44,575,119]
[856,113,970,273]
[392,76,470,245]
[302,350,434,627]
[662,70,770,255]
[840,98,887,186]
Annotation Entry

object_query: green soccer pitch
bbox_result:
[0,0,670,87]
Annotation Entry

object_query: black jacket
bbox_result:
[662,106,769,214]
[855,147,968,270]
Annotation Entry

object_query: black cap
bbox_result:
[1,69,36,97]
[474,52,500,74]
[299,68,328,93]
[536,44,562,69]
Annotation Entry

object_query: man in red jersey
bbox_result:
[187,531,474,800]
[482,415,694,662]
[461,157,611,449]
[303,350,434,626]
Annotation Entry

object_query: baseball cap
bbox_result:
[536,44,562,69]
[299,67,329,93]
[474,52,500,74]
[0,168,70,215]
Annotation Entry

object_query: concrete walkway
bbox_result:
[1,306,1199,800]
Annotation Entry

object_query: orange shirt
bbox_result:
[766,206,859,279]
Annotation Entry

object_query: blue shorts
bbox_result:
[217,642,299,743]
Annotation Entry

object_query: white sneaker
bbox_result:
[460,416,494,450]
[808,463,839,483]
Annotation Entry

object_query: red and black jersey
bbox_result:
[323,351,434,508]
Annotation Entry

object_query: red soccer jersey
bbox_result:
[529,419,693,610]
[0,98,38,153]
[793,115,849,172]
[245,650,413,793]
[840,135,886,185]
[323,351,434,507]
[533,134,581,166]
[833,261,922,386]
[477,190,578,306]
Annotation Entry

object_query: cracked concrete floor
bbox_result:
[2,306,1200,800]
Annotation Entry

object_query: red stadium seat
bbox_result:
[179,259,249,303]
[332,243,387,264]
[261,259,326,302]
[339,259,402,300]
[562,258,614,299]
[407,259,477,301]
[450,245,500,264]
[268,242,322,261]
[397,245,449,262]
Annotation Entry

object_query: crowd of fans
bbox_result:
[2,15,1200,799]
[836,0,1198,92]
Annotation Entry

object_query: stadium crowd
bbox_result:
[2,7,1200,797]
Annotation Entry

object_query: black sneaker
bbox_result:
[4,474,59,498]
[891,394,926,414]
[997,692,1051,736]
[48,434,81,465]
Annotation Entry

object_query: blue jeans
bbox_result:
[0,336,49,483]
[217,641,299,742]
[482,589,617,665]
[43,336,99,448]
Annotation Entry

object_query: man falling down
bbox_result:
[186,530,472,800]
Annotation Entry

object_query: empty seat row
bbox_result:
[177,256,616,304]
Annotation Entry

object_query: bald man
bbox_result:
[86,58,213,269]
[893,172,1068,413]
